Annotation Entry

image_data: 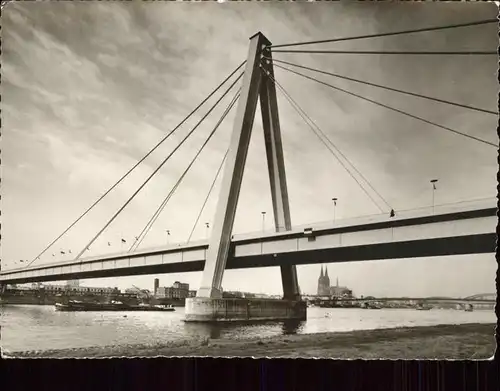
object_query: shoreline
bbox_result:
[4,322,496,359]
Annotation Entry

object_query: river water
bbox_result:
[1,305,495,352]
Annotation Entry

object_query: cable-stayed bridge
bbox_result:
[0,200,496,285]
[1,21,497,321]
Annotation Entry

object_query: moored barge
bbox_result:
[55,300,175,312]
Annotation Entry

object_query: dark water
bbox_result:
[1,305,495,352]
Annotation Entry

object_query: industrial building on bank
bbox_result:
[153,278,196,299]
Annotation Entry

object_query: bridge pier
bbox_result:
[260,44,301,302]
[185,32,306,322]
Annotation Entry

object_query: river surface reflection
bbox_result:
[1,305,495,352]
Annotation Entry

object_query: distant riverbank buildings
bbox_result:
[39,284,116,295]
[317,266,353,298]
[154,280,196,299]
[11,281,120,296]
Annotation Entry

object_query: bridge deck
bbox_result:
[1,205,496,284]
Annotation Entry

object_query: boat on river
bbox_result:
[464,304,474,312]
[55,300,175,312]
[362,302,382,309]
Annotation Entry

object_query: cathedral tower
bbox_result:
[317,266,324,296]
[324,266,331,289]
[317,265,331,296]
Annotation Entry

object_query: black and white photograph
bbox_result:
[0,1,497,359]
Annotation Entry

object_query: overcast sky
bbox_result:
[1,2,497,297]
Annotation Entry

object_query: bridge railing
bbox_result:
[0,239,206,274]
[231,197,497,240]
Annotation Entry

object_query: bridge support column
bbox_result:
[260,47,301,301]
[195,32,266,300]
[185,32,306,322]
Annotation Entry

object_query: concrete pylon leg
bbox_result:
[196,32,268,299]
[185,32,306,323]
[259,49,301,301]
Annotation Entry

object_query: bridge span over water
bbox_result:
[0,202,495,285]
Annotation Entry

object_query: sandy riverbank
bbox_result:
[4,323,496,359]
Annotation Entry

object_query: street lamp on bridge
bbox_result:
[332,197,338,223]
[261,211,266,233]
[166,229,171,245]
[205,222,210,240]
[430,179,438,214]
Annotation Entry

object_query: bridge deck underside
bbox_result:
[1,212,495,285]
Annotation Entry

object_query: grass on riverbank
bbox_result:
[4,323,496,359]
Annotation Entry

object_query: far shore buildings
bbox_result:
[36,283,116,295]
[11,282,120,296]
[317,266,353,298]
[154,279,196,299]
[66,279,80,288]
